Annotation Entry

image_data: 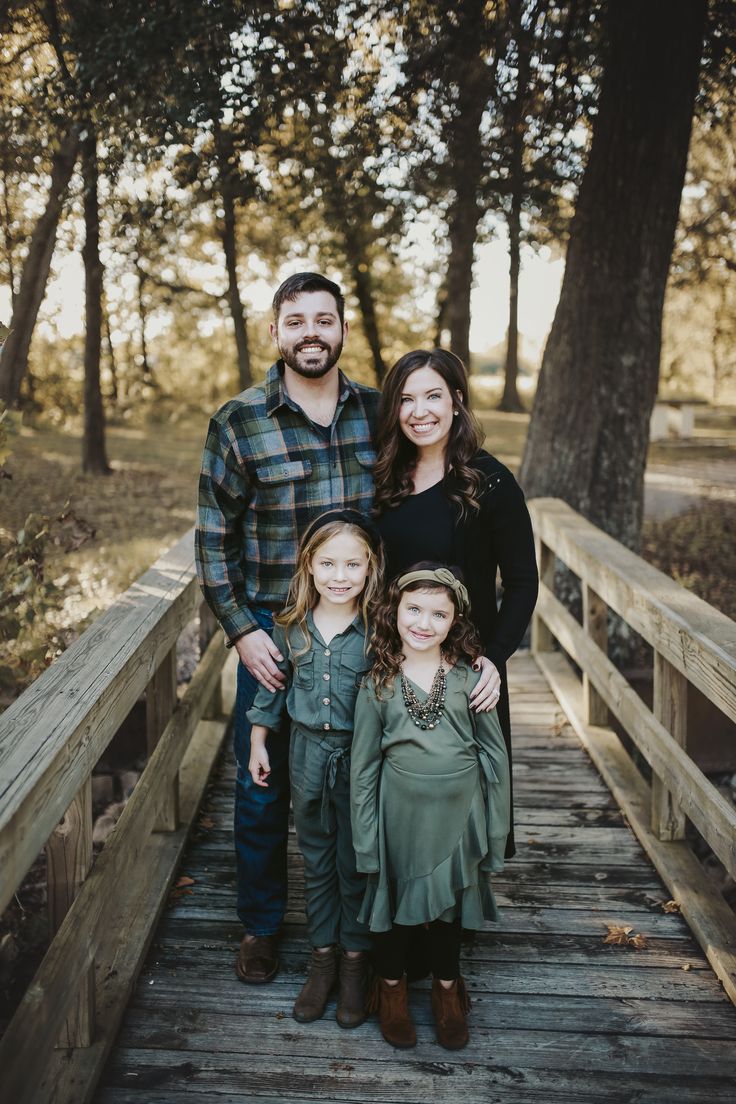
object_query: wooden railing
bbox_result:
[0,528,236,1104]
[529,498,736,1003]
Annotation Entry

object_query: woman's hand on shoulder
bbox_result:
[469,656,501,713]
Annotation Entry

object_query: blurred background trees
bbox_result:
[0,0,734,547]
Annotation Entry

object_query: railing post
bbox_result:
[583,584,609,725]
[532,539,555,654]
[46,777,95,1047]
[199,600,223,718]
[146,647,179,831]
[651,650,688,840]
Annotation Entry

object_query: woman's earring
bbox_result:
[453,410,459,417]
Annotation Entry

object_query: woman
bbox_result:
[373,348,538,857]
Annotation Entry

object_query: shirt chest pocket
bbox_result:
[339,650,371,692]
[293,652,315,690]
[254,460,312,512]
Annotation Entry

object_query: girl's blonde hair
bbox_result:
[276,519,384,659]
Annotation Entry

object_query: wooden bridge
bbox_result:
[1,499,735,1103]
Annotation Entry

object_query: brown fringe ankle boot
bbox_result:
[371,976,417,1049]
[431,977,470,1050]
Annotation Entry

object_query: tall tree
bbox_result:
[0,5,83,408]
[519,0,707,549]
[398,0,597,372]
[80,124,110,473]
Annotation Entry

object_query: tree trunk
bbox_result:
[104,300,118,403]
[446,185,480,369]
[444,0,488,370]
[0,160,17,313]
[499,192,525,412]
[519,0,706,551]
[219,188,251,390]
[134,256,152,384]
[81,128,111,475]
[345,243,386,383]
[0,125,80,407]
[499,2,528,414]
[434,283,448,348]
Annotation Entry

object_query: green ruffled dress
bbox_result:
[350,663,511,933]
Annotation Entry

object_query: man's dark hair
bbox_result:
[272,272,345,325]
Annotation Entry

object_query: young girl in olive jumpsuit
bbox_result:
[247,510,383,1028]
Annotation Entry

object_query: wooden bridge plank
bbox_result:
[92,652,736,1104]
[97,1049,736,1104]
[538,649,736,1005]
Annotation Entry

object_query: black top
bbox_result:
[376,449,539,674]
[377,480,456,577]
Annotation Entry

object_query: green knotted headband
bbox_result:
[397,567,470,613]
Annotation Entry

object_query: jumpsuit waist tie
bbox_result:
[292,724,353,832]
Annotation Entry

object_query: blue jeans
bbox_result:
[233,609,290,935]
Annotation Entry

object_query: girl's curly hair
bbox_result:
[370,561,482,697]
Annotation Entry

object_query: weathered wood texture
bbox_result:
[0,528,201,915]
[528,498,736,1005]
[94,653,736,1104]
[530,498,736,722]
[46,776,95,1048]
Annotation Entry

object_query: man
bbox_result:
[196,272,378,984]
[196,271,497,985]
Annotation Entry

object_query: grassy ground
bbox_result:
[2,420,202,622]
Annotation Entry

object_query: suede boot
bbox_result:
[431,977,470,1050]
[373,976,417,1048]
[336,950,368,1028]
[293,946,338,1023]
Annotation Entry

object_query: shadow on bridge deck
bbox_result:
[94,653,736,1104]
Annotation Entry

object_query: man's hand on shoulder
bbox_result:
[234,630,286,692]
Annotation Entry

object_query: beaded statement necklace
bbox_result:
[400,658,447,730]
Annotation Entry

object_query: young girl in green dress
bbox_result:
[351,563,510,1050]
[247,510,383,1028]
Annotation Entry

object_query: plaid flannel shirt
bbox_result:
[195,360,379,643]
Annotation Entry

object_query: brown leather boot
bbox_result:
[293,946,338,1023]
[431,977,470,1050]
[336,950,368,1028]
[374,976,417,1048]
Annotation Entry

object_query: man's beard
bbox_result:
[279,336,343,379]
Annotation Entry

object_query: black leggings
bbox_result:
[372,919,462,981]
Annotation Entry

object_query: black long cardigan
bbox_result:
[379,449,539,858]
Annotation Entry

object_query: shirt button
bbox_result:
[323,723,330,730]
[324,649,331,656]
[323,697,330,705]
[323,672,330,681]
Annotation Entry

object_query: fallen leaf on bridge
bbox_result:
[199,816,215,829]
[603,923,648,950]
[176,875,195,888]
[603,924,633,945]
[661,899,681,913]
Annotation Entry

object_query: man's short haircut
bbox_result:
[272,272,345,325]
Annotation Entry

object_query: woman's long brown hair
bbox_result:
[373,348,485,519]
[370,562,483,698]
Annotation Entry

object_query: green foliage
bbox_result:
[0,509,65,705]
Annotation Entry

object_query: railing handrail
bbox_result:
[530,497,736,723]
[529,497,736,1004]
[0,526,200,916]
